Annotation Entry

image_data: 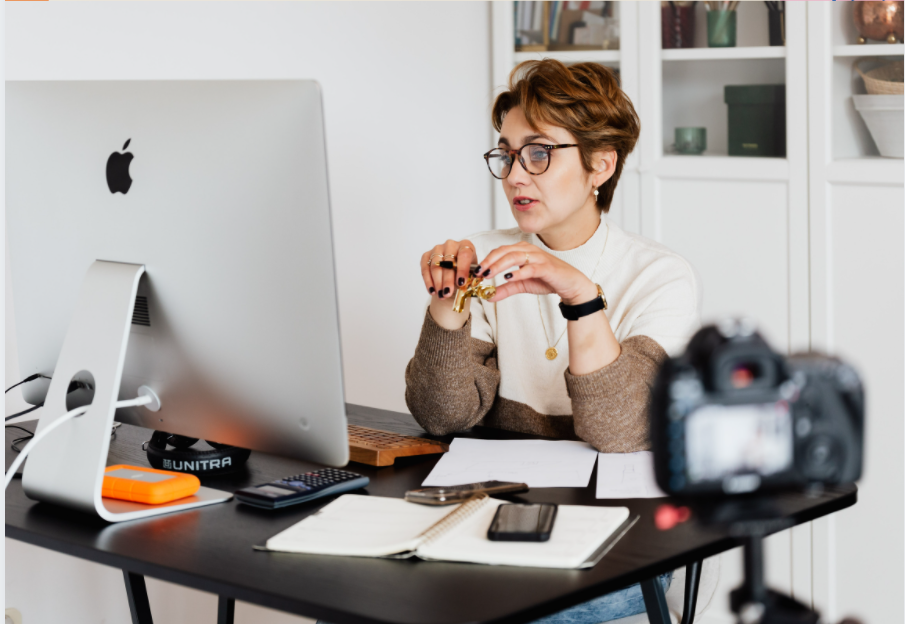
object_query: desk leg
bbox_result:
[640,576,671,624]
[681,560,702,624]
[218,596,235,624]
[123,571,154,624]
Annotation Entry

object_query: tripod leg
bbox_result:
[681,560,702,624]
[641,575,671,624]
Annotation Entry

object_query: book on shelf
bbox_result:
[515,1,619,52]
[516,1,548,51]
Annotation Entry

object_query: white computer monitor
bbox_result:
[7,80,350,487]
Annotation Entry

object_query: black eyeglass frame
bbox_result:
[483,143,579,180]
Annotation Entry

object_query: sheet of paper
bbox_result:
[422,438,599,488]
[596,451,667,499]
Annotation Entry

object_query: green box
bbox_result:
[724,84,786,157]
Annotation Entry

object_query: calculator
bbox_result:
[234,468,369,509]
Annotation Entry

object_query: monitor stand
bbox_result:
[21,261,232,522]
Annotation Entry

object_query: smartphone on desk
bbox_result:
[404,481,528,505]
[487,503,558,542]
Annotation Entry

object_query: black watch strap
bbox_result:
[558,284,607,321]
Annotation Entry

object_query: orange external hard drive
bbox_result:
[102,464,201,505]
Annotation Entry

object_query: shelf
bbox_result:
[661,46,786,62]
[654,155,789,182]
[513,50,620,64]
[833,44,905,58]
[826,158,904,185]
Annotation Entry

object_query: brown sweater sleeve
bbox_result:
[564,335,668,453]
[404,309,500,435]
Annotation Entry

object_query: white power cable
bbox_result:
[4,394,153,491]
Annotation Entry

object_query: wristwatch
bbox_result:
[558,284,608,321]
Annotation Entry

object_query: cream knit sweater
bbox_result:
[405,218,702,452]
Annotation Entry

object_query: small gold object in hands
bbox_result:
[452,275,496,313]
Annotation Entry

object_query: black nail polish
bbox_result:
[474,265,482,273]
[482,269,490,277]
[444,287,450,295]
[504,273,513,279]
[429,287,435,294]
[438,291,444,298]
[458,277,465,286]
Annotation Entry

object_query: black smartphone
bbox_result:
[487,503,558,542]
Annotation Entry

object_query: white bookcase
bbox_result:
[491,3,903,623]
[807,5,904,624]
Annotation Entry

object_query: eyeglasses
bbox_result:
[483,143,578,180]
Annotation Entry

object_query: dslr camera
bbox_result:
[650,319,863,497]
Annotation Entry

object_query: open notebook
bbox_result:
[257,494,637,569]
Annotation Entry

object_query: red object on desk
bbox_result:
[655,504,691,530]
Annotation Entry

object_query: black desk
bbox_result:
[6,404,856,624]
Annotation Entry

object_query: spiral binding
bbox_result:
[416,493,491,548]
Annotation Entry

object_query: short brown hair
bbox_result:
[491,59,640,213]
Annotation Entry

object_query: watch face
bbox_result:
[596,284,607,310]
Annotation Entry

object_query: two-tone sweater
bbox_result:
[405,218,702,452]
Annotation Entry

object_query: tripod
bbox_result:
[696,497,822,624]
[730,532,819,624]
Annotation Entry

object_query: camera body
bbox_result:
[651,320,864,497]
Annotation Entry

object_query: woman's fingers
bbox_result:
[476,243,520,277]
[422,239,481,300]
[420,251,436,295]
[440,240,460,299]
[500,262,539,283]
[478,243,535,278]
[483,249,544,280]
[455,241,476,288]
[490,276,554,301]
[429,245,445,297]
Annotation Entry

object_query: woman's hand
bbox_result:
[476,242,598,305]
[479,241,620,373]
[420,239,477,330]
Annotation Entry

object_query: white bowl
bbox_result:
[853,94,904,158]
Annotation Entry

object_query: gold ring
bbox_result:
[524,252,530,265]
[443,254,456,259]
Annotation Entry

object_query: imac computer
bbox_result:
[6,80,349,521]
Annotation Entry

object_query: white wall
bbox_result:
[5,3,492,622]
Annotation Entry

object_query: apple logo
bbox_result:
[106,139,134,194]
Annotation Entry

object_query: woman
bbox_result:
[406,60,702,623]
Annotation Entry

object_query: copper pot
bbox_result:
[854,1,904,44]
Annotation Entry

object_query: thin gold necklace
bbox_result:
[538,224,610,361]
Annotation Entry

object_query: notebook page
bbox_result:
[264,495,456,557]
[418,499,631,569]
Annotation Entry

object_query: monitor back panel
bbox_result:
[7,80,349,466]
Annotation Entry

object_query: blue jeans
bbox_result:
[316,572,672,624]
[529,572,673,624]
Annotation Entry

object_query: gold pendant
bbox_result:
[545,347,558,361]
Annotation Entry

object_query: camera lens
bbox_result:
[803,435,841,481]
